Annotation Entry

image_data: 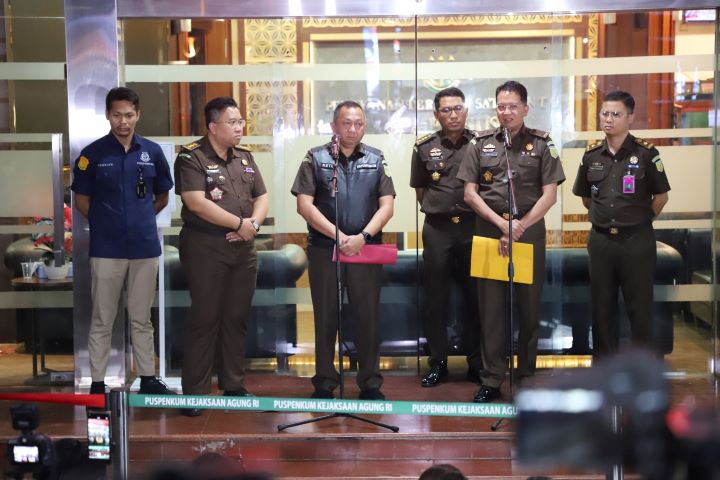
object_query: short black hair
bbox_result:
[105,87,139,112]
[434,87,465,111]
[603,90,635,113]
[495,80,528,104]
[333,100,364,122]
[204,96,239,128]
[419,464,467,480]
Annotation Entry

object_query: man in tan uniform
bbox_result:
[458,81,565,403]
[174,97,268,416]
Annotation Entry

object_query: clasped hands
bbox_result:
[338,232,365,256]
[497,218,526,257]
[226,218,256,242]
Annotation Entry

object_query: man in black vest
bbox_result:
[291,101,395,400]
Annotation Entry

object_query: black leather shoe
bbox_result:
[139,377,176,395]
[180,408,203,417]
[473,385,501,403]
[223,387,252,397]
[310,388,334,399]
[421,362,448,388]
[89,381,106,395]
[359,388,385,400]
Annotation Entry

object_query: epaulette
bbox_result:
[236,144,253,152]
[634,137,654,150]
[586,140,603,152]
[528,128,550,139]
[474,129,494,139]
[415,132,436,146]
[183,142,201,151]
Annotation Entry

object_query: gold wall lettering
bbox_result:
[303,15,583,29]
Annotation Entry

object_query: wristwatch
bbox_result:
[251,219,261,233]
[361,230,372,242]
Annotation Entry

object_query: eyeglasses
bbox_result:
[437,104,466,115]
[496,103,524,113]
[215,119,246,128]
[599,110,626,119]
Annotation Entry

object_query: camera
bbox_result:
[6,404,55,478]
[515,350,720,480]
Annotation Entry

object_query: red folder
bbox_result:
[333,244,398,265]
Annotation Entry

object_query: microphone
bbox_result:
[330,135,339,197]
[502,127,512,148]
[331,134,339,161]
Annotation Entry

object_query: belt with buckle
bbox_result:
[592,224,648,236]
[427,213,474,224]
[501,211,524,221]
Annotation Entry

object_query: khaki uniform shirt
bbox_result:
[174,136,267,233]
[572,134,670,228]
[457,125,566,216]
[409,129,475,216]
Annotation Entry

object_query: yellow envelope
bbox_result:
[470,236,534,284]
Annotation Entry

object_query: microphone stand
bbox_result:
[278,136,398,433]
[491,128,518,432]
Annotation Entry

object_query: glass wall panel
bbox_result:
[0,0,71,387]
[121,7,717,398]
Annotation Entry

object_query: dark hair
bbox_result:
[434,87,465,111]
[333,100,364,122]
[105,87,140,112]
[603,90,635,113]
[418,464,467,480]
[204,96,239,128]
[495,80,528,104]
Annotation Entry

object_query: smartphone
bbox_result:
[86,410,111,462]
[10,444,40,464]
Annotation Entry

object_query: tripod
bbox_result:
[491,128,518,432]
[278,136,398,433]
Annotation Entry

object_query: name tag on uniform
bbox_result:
[320,163,334,169]
[623,175,635,194]
[480,152,498,157]
[356,163,377,170]
[244,167,254,173]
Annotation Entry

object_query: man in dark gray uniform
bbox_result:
[572,90,670,358]
[458,80,565,403]
[410,87,481,387]
[292,100,395,400]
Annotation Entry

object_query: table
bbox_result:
[11,277,73,384]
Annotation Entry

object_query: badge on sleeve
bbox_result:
[78,155,90,171]
[651,154,665,173]
[547,140,559,159]
[623,175,635,194]
[210,187,223,201]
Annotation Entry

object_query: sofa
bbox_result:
[341,241,683,360]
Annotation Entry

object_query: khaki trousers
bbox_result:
[88,257,159,382]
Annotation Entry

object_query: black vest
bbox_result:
[309,143,383,247]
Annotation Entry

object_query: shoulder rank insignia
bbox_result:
[415,132,435,146]
[634,137,655,150]
[586,140,603,152]
[237,144,253,152]
[528,128,550,139]
[183,142,201,151]
[471,129,494,145]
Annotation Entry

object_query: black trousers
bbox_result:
[474,218,546,389]
[587,226,656,357]
[179,227,258,395]
[307,245,383,392]
[421,214,480,371]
